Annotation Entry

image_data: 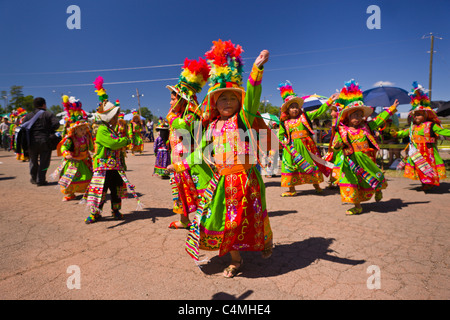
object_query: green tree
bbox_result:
[6,86,34,112]
[50,105,63,115]
[1,90,7,113]
[139,106,153,120]
[9,85,24,111]
[258,101,280,116]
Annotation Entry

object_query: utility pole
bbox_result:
[132,88,144,118]
[423,33,443,101]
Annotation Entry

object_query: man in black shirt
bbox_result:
[23,97,60,186]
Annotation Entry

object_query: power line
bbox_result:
[10,54,404,90]
[16,77,179,89]
[0,64,183,76]
[0,37,420,77]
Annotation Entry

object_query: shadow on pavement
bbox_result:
[362,198,430,214]
[200,237,365,279]
[407,182,450,194]
[212,290,254,300]
[106,206,173,229]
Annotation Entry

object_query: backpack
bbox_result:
[16,109,45,150]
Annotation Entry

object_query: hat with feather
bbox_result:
[408,81,439,123]
[278,80,304,121]
[93,76,120,123]
[202,39,245,122]
[337,79,373,120]
[166,57,210,117]
[62,95,89,131]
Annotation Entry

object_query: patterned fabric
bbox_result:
[52,134,94,195]
[279,105,329,187]
[183,69,273,260]
[85,123,141,213]
[128,122,144,152]
[396,121,450,186]
[333,110,393,203]
[153,136,170,177]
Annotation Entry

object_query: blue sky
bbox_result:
[1,0,449,116]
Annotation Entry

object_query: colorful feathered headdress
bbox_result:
[62,95,89,132]
[278,81,304,117]
[408,81,439,124]
[166,57,210,118]
[409,81,431,110]
[63,95,87,123]
[200,39,246,123]
[336,79,364,107]
[93,76,108,102]
[205,39,244,95]
[93,76,120,123]
[16,107,27,118]
[337,79,373,119]
[10,108,27,123]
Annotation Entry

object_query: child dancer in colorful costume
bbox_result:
[165,57,211,229]
[128,110,144,155]
[332,80,399,215]
[153,120,171,179]
[392,82,450,191]
[84,76,141,224]
[115,110,129,170]
[278,81,338,196]
[322,102,343,187]
[52,95,94,201]
[12,108,29,161]
[182,40,273,278]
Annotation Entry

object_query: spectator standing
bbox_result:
[23,97,60,186]
[1,117,11,150]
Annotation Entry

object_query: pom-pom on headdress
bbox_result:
[278,81,304,117]
[94,76,108,102]
[93,76,120,123]
[408,81,439,124]
[62,95,89,132]
[63,95,87,123]
[337,79,373,120]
